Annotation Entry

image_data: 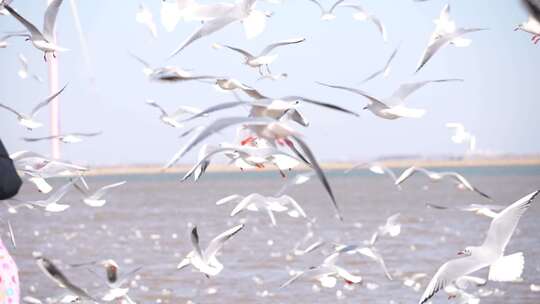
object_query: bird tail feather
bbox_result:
[488,252,524,282]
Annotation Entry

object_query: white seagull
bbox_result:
[217,193,306,226]
[318,79,462,120]
[13,179,75,212]
[358,46,398,84]
[425,202,505,218]
[280,252,362,288]
[22,132,102,144]
[395,166,492,200]
[418,190,539,304]
[446,122,476,152]
[217,37,305,75]
[17,53,43,82]
[130,52,219,82]
[0,84,67,130]
[146,99,204,128]
[345,162,401,189]
[335,235,393,280]
[4,0,69,60]
[73,181,126,207]
[339,3,387,41]
[177,224,244,277]
[169,0,271,57]
[305,0,345,21]
[415,4,485,73]
[136,3,157,38]
[515,16,540,44]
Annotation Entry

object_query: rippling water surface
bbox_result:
[4,165,540,303]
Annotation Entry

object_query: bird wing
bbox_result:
[43,0,64,40]
[328,0,346,13]
[89,181,126,200]
[395,166,419,185]
[31,83,67,118]
[391,79,463,102]
[146,100,168,116]
[306,0,325,14]
[46,179,74,204]
[419,255,487,304]
[0,103,23,118]
[190,226,205,261]
[223,44,255,59]
[181,101,250,123]
[22,136,58,142]
[316,82,389,108]
[259,37,305,56]
[281,195,307,218]
[280,271,305,288]
[281,95,359,117]
[481,190,538,254]
[360,46,398,84]
[169,15,237,58]
[230,193,262,216]
[128,52,152,69]
[522,0,540,23]
[4,5,45,40]
[181,147,246,181]
[164,116,274,168]
[204,224,244,261]
[357,247,392,280]
[70,131,102,137]
[415,28,486,73]
[36,257,96,301]
[290,135,341,220]
[216,194,243,205]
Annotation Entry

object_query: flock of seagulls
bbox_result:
[0,0,539,303]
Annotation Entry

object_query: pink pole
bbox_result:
[48,0,60,159]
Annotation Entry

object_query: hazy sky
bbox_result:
[1,0,539,166]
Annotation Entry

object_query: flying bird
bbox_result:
[0,84,67,130]
[177,224,244,276]
[318,79,462,119]
[358,46,398,84]
[425,202,505,218]
[305,0,345,21]
[17,53,43,82]
[339,3,387,41]
[73,180,126,207]
[395,166,492,199]
[418,190,538,303]
[22,132,102,144]
[146,99,204,128]
[345,162,401,189]
[4,0,69,60]
[217,37,305,75]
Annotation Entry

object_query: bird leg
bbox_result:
[265,64,272,75]
[258,65,264,76]
[533,35,540,44]
[53,52,57,58]
[43,52,47,62]
[241,136,257,146]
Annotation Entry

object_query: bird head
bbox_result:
[457,246,474,256]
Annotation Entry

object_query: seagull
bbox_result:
[416,5,486,72]
[180,144,303,181]
[169,0,271,57]
[418,190,539,304]
[217,37,305,75]
[177,224,244,276]
[339,3,387,41]
[129,52,219,82]
[275,171,315,196]
[318,79,462,120]
[4,0,69,61]
[0,84,67,130]
[345,162,400,189]
[12,179,76,212]
[22,132,102,144]
[515,16,540,44]
[136,3,157,38]
[217,193,306,226]
[378,213,401,237]
[73,180,126,207]
[280,252,362,288]
[395,166,492,200]
[17,53,43,82]
[358,46,398,84]
[146,99,204,128]
[36,256,96,301]
[0,32,29,48]
[443,275,487,302]
[305,0,345,21]
[164,116,342,220]
[446,122,476,152]
[335,235,393,280]
[425,202,505,218]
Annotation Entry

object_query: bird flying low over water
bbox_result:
[395,166,492,200]
[419,190,539,304]
[177,224,244,277]
[4,0,69,61]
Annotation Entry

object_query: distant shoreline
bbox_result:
[83,156,540,176]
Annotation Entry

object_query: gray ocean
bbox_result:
[3,165,540,303]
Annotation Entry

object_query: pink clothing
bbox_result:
[0,237,19,304]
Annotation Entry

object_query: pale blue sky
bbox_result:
[0,0,538,165]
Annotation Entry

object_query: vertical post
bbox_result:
[48,0,60,159]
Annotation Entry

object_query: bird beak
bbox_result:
[514,26,520,31]
[362,106,368,110]
[457,251,465,256]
